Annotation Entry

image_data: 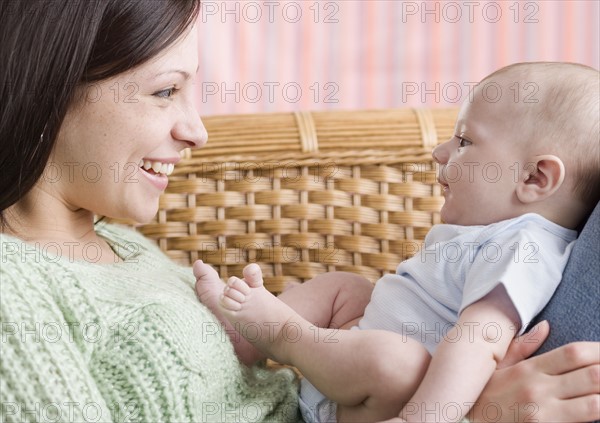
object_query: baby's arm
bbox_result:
[399,285,519,423]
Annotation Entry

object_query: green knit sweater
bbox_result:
[0,223,300,422]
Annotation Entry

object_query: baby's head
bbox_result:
[433,62,599,229]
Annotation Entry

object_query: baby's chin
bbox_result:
[439,206,459,225]
[440,208,478,226]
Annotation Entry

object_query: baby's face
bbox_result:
[433,88,532,226]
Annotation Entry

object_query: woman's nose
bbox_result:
[189,118,208,149]
[172,101,208,149]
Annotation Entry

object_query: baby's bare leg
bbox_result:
[195,262,372,365]
[277,271,373,330]
[220,266,430,415]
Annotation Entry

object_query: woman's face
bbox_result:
[47,25,206,223]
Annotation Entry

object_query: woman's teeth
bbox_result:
[139,160,175,176]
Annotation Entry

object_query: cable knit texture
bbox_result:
[0,223,300,422]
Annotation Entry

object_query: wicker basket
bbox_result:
[116,108,459,293]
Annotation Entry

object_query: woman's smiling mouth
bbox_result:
[139,159,176,176]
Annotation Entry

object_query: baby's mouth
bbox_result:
[139,159,175,176]
[437,178,449,191]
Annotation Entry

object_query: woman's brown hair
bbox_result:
[0,0,201,228]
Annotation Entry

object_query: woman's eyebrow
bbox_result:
[154,65,200,80]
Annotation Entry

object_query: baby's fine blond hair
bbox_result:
[481,62,599,210]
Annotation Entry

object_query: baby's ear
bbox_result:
[515,155,565,203]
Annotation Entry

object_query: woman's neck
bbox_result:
[2,185,121,264]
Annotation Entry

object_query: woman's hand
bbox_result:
[381,322,599,423]
[469,321,600,422]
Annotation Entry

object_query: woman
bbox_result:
[1,1,297,422]
[0,1,597,422]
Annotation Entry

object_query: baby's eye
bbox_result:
[154,87,178,99]
[457,136,472,148]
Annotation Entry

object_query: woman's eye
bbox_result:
[457,136,471,148]
[154,87,178,99]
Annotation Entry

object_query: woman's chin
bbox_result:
[132,209,159,224]
[114,204,159,225]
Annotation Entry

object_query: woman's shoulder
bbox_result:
[0,232,48,275]
[0,233,72,324]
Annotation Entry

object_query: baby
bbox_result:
[195,62,600,423]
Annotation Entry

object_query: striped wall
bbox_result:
[194,0,600,115]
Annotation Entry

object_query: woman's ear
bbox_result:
[516,155,565,203]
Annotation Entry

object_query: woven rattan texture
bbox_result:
[116,108,459,293]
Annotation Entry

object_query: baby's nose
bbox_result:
[432,142,449,164]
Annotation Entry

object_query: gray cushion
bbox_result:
[533,201,600,353]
